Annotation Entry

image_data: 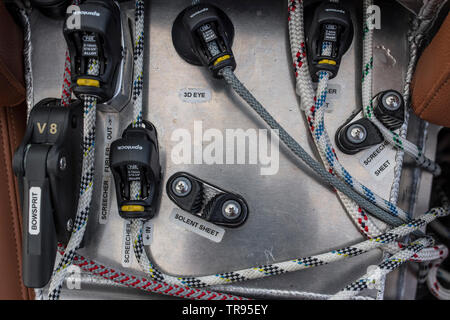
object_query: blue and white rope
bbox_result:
[287,0,446,299]
[288,0,389,242]
[288,0,409,225]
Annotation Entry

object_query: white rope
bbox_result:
[331,237,434,300]
[129,0,146,200]
[47,59,99,300]
[361,0,440,175]
[288,0,413,225]
[363,0,446,298]
[286,0,450,299]
[128,1,448,297]
[131,207,449,287]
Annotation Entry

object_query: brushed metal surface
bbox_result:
[28,0,438,299]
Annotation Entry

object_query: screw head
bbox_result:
[59,157,67,171]
[346,123,367,144]
[171,177,192,197]
[222,200,242,220]
[66,219,73,232]
[383,91,401,111]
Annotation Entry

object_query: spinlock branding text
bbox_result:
[117,145,143,151]
[171,121,280,176]
[73,11,100,16]
[190,7,209,18]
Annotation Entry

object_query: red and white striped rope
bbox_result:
[56,245,247,300]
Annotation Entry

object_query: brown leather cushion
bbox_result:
[411,13,450,127]
[0,105,33,300]
[0,2,25,107]
[0,1,34,300]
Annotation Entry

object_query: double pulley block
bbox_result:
[336,90,405,154]
[301,2,405,155]
[167,172,249,228]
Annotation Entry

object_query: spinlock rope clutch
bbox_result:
[167,172,249,228]
[13,98,84,288]
[110,121,162,220]
[63,0,123,102]
[304,0,353,82]
[172,2,236,78]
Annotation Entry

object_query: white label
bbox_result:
[170,209,225,243]
[359,140,395,181]
[121,220,133,267]
[28,187,41,235]
[324,84,342,100]
[312,84,341,112]
[99,175,112,224]
[143,220,153,246]
[99,115,115,224]
[179,88,212,103]
[323,101,334,112]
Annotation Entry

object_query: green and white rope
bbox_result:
[362,0,440,176]
[287,0,412,225]
[288,0,445,298]
[288,1,393,254]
